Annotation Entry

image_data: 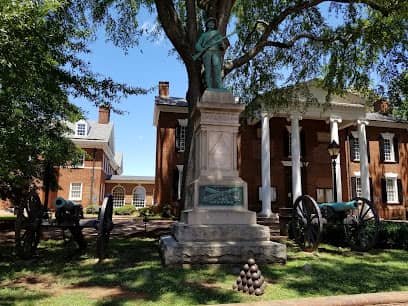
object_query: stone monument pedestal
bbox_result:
[159,90,286,265]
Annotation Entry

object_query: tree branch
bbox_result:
[264,32,334,49]
[154,0,190,63]
[186,0,198,46]
[224,0,391,75]
[217,0,235,35]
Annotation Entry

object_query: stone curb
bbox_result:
[210,291,408,306]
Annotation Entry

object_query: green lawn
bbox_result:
[0,238,407,306]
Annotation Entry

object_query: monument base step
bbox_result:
[181,209,256,225]
[159,235,286,266]
[172,222,271,242]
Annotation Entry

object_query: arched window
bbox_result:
[132,186,146,208]
[112,186,125,208]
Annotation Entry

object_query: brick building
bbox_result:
[154,82,408,220]
[0,106,155,211]
[48,107,155,209]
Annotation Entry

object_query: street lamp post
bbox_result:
[328,140,340,202]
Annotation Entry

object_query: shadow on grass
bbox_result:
[264,245,408,297]
[1,237,408,305]
[0,237,242,305]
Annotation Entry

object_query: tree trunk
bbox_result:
[179,67,203,213]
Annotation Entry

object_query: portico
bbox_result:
[256,86,368,215]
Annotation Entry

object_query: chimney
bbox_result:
[98,106,110,124]
[374,99,390,115]
[159,81,169,98]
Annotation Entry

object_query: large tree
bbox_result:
[0,1,146,205]
[79,0,407,203]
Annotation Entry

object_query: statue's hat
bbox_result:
[205,17,217,27]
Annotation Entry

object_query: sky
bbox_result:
[73,20,187,177]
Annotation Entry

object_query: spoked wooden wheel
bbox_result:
[96,195,114,260]
[292,195,323,252]
[344,197,379,251]
[15,191,43,259]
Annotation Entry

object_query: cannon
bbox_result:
[291,195,379,252]
[15,191,114,260]
[54,197,84,224]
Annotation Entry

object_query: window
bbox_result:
[316,188,333,203]
[112,186,125,208]
[71,153,85,168]
[175,119,187,152]
[132,187,146,208]
[349,131,360,161]
[386,178,397,203]
[382,173,401,204]
[285,126,304,158]
[351,176,362,198]
[76,122,86,136]
[69,183,82,200]
[383,138,393,161]
[380,133,398,163]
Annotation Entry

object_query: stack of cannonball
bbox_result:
[232,258,265,296]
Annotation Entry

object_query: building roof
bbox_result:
[107,175,155,183]
[153,96,189,126]
[155,96,188,107]
[65,120,121,174]
[366,112,408,123]
[66,120,114,141]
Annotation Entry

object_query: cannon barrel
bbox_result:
[54,197,76,211]
[319,200,358,212]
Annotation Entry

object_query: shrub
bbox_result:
[138,207,153,218]
[114,204,137,216]
[85,204,100,215]
[161,204,173,218]
[377,221,408,250]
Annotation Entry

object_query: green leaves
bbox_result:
[0,0,147,203]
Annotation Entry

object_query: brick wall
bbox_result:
[105,182,155,207]
[240,118,334,212]
[345,126,407,219]
[45,148,106,209]
[154,111,187,206]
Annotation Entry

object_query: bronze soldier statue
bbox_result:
[195,18,229,90]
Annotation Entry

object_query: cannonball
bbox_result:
[243,263,250,271]
[236,277,242,284]
[259,275,264,284]
[240,270,246,277]
[232,284,237,290]
[254,288,263,296]
[247,278,253,287]
[253,279,261,288]
[250,264,258,273]
[241,277,247,285]
[248,258,256,265]
[248,286,255,295]
[252,272,260,280]
[243,285,249,293]
[237,283,243,291]
[246,271,252,278]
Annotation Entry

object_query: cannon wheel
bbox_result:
[344,197,379,251]
[15,191,43,259]
[292,195,323,252]
[96,195,114,260]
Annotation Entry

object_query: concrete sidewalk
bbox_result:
[212,291,408,306]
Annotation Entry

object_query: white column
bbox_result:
[357,120,370,200]
[329,117,343,201]
[176,165,184,200]
[260,112,272,217]
[291,113,302,204]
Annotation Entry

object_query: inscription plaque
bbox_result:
[199,185,243,206]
